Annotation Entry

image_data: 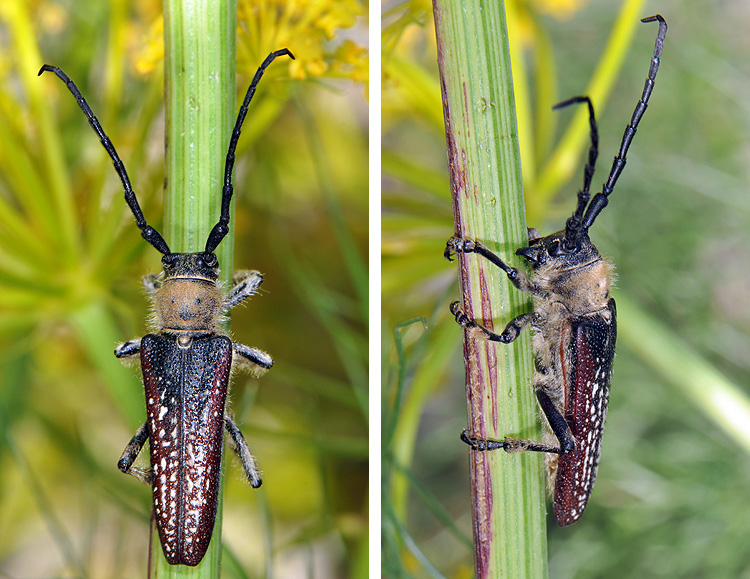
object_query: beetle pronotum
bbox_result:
[40,48,293,565]
[445,16,667,526]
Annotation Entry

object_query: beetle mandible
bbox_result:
[445,16,666,526]
[39,48,293,565]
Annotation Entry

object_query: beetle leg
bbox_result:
[461,430,562,454]
[117,422,153,484]
[461,390,576,455]
[142,273,160,296]
[444,237,540,295]
[225,270,264,309]
[449,301,537,343]
[535,390,576,453]
[233,342,274,377]
[224,414,262,488]
[115,338,141,359]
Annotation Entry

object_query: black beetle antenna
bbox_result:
[38,64,171,255]
[204,48,295,255]
[578,14,667,232]
[553,96,598,250]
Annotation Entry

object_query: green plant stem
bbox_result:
[164,0,235,267]
[432,0,547,576]
[156,0,236,576]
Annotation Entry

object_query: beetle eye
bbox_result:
[162,253,176,267]
[203,253,218,267]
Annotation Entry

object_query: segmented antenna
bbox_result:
[581,15,667,231]
[204,48,295,255]
[558,14,667,249]
[38,65,171,255]
[554,96,598,250]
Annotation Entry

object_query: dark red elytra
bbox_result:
[446,15,666,525]
[40,49,293,565]
[552,306,616,525]
[142,334,232,565]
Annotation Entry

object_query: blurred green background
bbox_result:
[0,0,368,577]
[383,0,750,577]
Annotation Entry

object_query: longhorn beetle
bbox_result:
[444,16,666,526]
[39,48,293,565]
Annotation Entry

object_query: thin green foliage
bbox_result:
[384,317,428,445]
[383,0,750,577]
[0,0,367,576]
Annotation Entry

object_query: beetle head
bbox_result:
[517,230,601,270]
[161,252,220,281]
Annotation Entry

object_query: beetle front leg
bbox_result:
[142,274,160,296]
[117,422,153,484]
[233,342,274,377]
[224,414,262,488]
[445,236,539,295]
[225,270,264,310]
[449,301,536,344]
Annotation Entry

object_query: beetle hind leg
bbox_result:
[224,414,262,488]
[461,430,563,454]
[117,422,153,484]
[462,391,576,455]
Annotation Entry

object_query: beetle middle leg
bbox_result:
[117,422,153,484]
[114,338,141,359]
[234,342,274,377]
[450,301,537,344]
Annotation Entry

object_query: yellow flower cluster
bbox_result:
[238,0,367,92]
[130,0,368,93]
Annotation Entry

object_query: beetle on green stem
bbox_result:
[40,48,293,565]
[446,16,667,526]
